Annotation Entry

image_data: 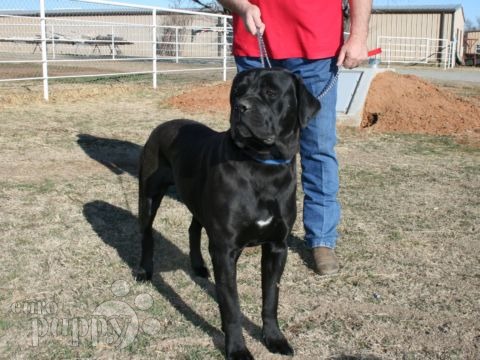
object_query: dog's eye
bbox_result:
[264,88,277,97]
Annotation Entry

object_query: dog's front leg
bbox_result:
[209,245,253,360]
[261,242,294,356]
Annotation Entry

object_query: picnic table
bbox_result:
[0,34,133,56]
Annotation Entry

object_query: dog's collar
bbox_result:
[251,157,292,165]
[245,149,293,165]
[231,131,293,166]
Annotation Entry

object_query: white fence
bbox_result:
[0,0,235,100]
[2,1,459,101]
[377,36,455,69]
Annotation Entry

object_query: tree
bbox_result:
[465,18,474,31]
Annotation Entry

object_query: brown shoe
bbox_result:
[313,247,339,275]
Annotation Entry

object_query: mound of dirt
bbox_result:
[165,71,480,143]
[362,71,480,137]
[166,81,231,115]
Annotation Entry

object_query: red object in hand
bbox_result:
[368,48,382,57]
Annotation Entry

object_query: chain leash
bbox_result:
[256,31,272,68]
[256,30,338,99]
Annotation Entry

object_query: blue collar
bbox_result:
[252,157,292,165]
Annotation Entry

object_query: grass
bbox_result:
[0,78,479,359]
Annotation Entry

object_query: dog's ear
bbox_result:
[295,75,321,128]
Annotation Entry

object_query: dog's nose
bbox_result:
[263,136,275,145]
[235,99,251,113]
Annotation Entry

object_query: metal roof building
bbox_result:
[367,4,465,66]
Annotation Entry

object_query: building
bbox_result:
[368,4,464,66]
[464,30,480,66]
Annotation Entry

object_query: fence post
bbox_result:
[51,24,56,59]
[222,16,227,81]
[39,0,49,101]
[175,27,179,63]
[387,38,391,68]
[425,38,429,65]
[152,9,157,89]
[112,26,115,60]
[443,40,447,70]
[451,38,456,68]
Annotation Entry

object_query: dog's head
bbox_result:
[230,68,320,161]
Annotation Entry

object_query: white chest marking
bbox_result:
[256,216,273,228]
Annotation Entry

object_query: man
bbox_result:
[218,0,372,275]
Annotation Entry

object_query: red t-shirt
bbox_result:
[232,0,343,60]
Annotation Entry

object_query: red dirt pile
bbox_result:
[362,71,480,138]
[166,82,231,115]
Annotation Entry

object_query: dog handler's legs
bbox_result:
[286,58,341,275]
[261,242,294,355]
[209,244,253,360]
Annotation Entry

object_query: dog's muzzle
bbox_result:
[233,100,276,146]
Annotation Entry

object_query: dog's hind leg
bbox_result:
[137,193,162,282]
[189,217,209,278]
[137,159,171,282]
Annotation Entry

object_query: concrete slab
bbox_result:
[336,67,393,126]
[395,67,480,83]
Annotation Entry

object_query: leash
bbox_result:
[318,72,339,99]
[256,29,337,99]
[256,30,272,69]
[318,48,381,98]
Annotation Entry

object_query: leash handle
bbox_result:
[318,48,381,99]
[256,30,272,68]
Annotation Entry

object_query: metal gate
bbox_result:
[377,36,455,69]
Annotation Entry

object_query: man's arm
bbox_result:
[217,0,264,34]
[337,0,372,69]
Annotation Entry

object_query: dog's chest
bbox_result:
[256,216,273,228]
[235,196,293,247]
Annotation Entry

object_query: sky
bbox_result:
[130,0,480,24]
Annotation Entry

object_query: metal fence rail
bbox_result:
[0,0,234,100]
[377,36,455,69]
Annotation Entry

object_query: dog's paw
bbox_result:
[135,270,152,282]
[193,266,210,278]
[227,348,254,360]
[263,335,294,356]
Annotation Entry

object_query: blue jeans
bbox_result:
[235,57,340,249]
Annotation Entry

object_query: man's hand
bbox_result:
[338,0,372,69]
[218,0,264,35]
[336,35,369,69]
[238,2,264,35]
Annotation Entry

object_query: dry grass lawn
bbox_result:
[0,77,479,359]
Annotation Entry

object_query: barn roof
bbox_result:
[0,4,464,17]
[372,4,463,14]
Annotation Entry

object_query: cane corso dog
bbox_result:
[137,68,320,359]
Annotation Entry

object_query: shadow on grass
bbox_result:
[77,134,180,201]
[77,134,141,177]
[287,235,316,273]
[83,200,263,355]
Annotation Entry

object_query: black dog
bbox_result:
[137,68,320,359]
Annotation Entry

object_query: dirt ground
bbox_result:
[0,76,479,359]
